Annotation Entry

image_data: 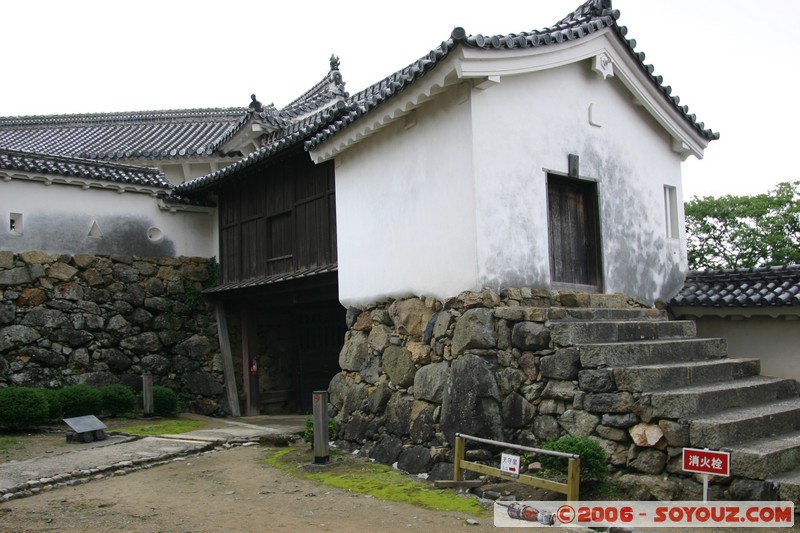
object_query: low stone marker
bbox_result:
[64,415,108,444]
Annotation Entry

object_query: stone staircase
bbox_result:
[546,301,800,503]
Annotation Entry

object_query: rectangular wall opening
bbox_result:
[663,186,679,239]
[9,213,22,235]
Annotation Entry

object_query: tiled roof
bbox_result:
[203,264,337,295]
[306,0,719,151]
[173,101,347,195]
[0,108,248,161]
[671,265,800,308]
[208,58,348,156]
[281,55,349,119]
[0,147,171,189]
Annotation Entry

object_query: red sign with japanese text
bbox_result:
[682,447,730,476]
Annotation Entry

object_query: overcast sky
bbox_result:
[1,0,796,200]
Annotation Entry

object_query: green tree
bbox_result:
[685,181,800,270]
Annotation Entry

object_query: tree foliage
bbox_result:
[685,181,800,270]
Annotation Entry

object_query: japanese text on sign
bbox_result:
[683,448,730,476]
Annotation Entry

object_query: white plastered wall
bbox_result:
[333,84,479,307]
[323,55,694,307]
[693,315,800,383]
[0,179,216,258]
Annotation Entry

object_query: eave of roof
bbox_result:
[671,265,800,311]
[306,0,718,158]
[0,147,172,190]
[203,264,337,295]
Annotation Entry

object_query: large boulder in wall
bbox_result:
[440,353,504,445]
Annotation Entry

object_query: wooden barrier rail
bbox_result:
[453,433,581,501]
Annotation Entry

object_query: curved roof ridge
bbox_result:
[174,101,348,196]
[0,107,248,127]
[307,0,718,151]
[282,55,348,113]
[305,40,454,151]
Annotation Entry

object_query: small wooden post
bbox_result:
[566,457,581,502]
[142,373,154,416]
[312,391,329,464]
[214,303,240,417]
[454,434,465,482]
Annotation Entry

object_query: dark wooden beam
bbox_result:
[568,153,580,178]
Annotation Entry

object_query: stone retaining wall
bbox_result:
[0,251,225,415]
[330,288,712,499]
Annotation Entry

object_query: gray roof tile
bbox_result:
[0,147,171,189]
[0,108,248,161]
[306,0,718,151]
[671,265,800,308]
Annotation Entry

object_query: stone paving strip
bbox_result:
[0,419,303,503]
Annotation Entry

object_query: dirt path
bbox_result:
[0,445,497,533]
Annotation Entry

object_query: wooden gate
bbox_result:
[294,302,345,413]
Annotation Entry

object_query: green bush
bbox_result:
[539,435,608,481]
[39,388,63,421]
[0,387,50,429]
[58,385,103,418]
[152,385,178,416]
[100,384,136,416]
[303,416,336,443]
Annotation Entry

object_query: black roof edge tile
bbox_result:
[307,0,718,151]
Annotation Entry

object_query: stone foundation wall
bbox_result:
[330,288,710,499]
[0,251,225,415]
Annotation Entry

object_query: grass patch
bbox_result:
[264,448,487,517]
[0,436,23,456]
[115,419,207,436]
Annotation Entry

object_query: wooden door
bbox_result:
[547,175,601,289]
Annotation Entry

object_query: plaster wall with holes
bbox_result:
[0,179,217,258]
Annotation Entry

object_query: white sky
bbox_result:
[1,0,797,200]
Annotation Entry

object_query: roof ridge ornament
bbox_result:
[329,54,345,87]
[249,94,263,113]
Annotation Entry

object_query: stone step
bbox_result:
[726,430,800,479]
[651,376,798,418]
[549,320,696,346]
[546,307,668,322]
[613,358,761,392]
[687,397,800,449]
[578,338,727,368]
[767,467,800,505]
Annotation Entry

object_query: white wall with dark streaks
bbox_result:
[0,180,216,259]
[329,56,694,306]
[470,60,688,303]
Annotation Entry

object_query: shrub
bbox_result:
[39,388,63,421]
[59,385,103,418]
[100,384,136,416]
[303,416,336,444]
[152,385,178,416]
[539,435,608,481]
[0,387,50,429]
